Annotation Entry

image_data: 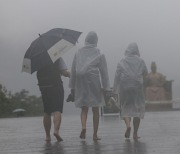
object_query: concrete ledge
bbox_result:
[145,100,173,111]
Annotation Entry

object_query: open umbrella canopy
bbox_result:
[12,108,26,113]
[22,28,82,74]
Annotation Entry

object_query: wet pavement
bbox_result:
[0,111,180,154]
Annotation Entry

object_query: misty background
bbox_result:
[1,0,180,114]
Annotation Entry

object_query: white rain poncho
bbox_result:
[69,31,110,107]
[113,43,148,118]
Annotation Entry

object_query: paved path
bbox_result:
[0,111,180,154]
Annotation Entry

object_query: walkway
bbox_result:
[0,111,180,153]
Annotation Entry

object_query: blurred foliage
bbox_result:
[0,84,43,118]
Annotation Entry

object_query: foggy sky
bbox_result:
[1,0,180,100]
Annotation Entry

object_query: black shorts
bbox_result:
[39,84,64,114]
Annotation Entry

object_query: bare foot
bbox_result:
[45,138,51,142]
[45,136,51,142]
[80,129,86,139]
[93,135,101,141]
[133,133,140,140]
[125,127,131,138]
[53,133,63,142]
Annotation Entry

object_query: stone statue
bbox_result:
[145,62,167,101]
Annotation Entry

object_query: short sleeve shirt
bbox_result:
[37,57,67,86]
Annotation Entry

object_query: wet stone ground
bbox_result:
[0,111,180,154]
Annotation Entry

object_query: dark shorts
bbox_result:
[39,84,64,114]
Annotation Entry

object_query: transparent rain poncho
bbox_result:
[113,43,148,118]
[69,31,110,107]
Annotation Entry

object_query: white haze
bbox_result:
[1,0,180,104]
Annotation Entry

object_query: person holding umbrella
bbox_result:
[113,42,148,139]
[37,57,70,142]
[69,31,110,141]
[22,28,82,142]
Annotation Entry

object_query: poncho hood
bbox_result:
[85,31,98,47]
[125,42,140,57]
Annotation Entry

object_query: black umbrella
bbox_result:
[22,28,82,74]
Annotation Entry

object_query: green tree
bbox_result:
[10,89,43,116]
[0,84,12,117]
[0,84,43,117]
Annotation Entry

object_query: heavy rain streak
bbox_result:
[1,0,180,154]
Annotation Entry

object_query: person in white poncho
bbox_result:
[69,31,110,140]
[113,42,148,139]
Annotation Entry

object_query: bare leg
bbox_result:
[124,117,131,138]
[133,117,140,139]
[80,107,88,139]
[43,113,51,141]
[53,111,63,142]
[92,107,101,140]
